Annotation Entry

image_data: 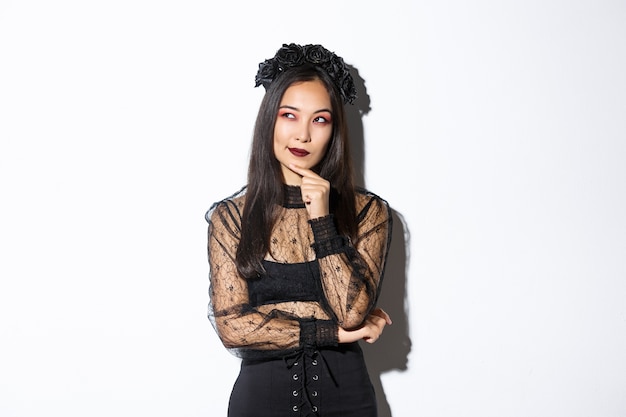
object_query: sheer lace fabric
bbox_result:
[206,185,392,359]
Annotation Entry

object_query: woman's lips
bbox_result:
[289,148,310,157]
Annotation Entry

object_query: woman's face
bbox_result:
[273,79,333,185]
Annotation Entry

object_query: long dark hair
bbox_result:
[236,64,358,279]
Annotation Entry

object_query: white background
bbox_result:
[1,1,625,416]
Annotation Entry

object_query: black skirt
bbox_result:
[227,342,377,417]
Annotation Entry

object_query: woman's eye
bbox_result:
[281,112,295,119]
[314,116,330,123]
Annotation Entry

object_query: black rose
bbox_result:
[340,75,357,104]
[255,59,280,89]
[304,44,331,64]
[326,57,344,80]
[275,43,305,68]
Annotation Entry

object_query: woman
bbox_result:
[206,43,392,417]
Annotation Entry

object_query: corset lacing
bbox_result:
[284,348,338,416]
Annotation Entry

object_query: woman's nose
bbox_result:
[296,124,311,142]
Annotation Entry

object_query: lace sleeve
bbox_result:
[206,194,337,358]
[309,191,392,329]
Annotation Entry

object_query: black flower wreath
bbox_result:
[255,43,357,105]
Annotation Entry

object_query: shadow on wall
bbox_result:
[347,66,412,417]
[362,209,411,417]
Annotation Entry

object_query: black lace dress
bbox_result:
[206,185,392,417]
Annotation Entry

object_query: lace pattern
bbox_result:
[206,185,392,359]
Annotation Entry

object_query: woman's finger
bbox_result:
[288,163,322,180]
[370,307,392,325]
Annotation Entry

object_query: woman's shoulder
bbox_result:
[205,185,247,224]
[353,187,392,230]
[354,186,390,210]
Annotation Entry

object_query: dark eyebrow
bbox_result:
[278,105,333,114]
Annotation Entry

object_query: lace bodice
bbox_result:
[206,185,392,359]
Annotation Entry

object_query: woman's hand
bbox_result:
[288,163,330,219]
[337,308,392,344]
